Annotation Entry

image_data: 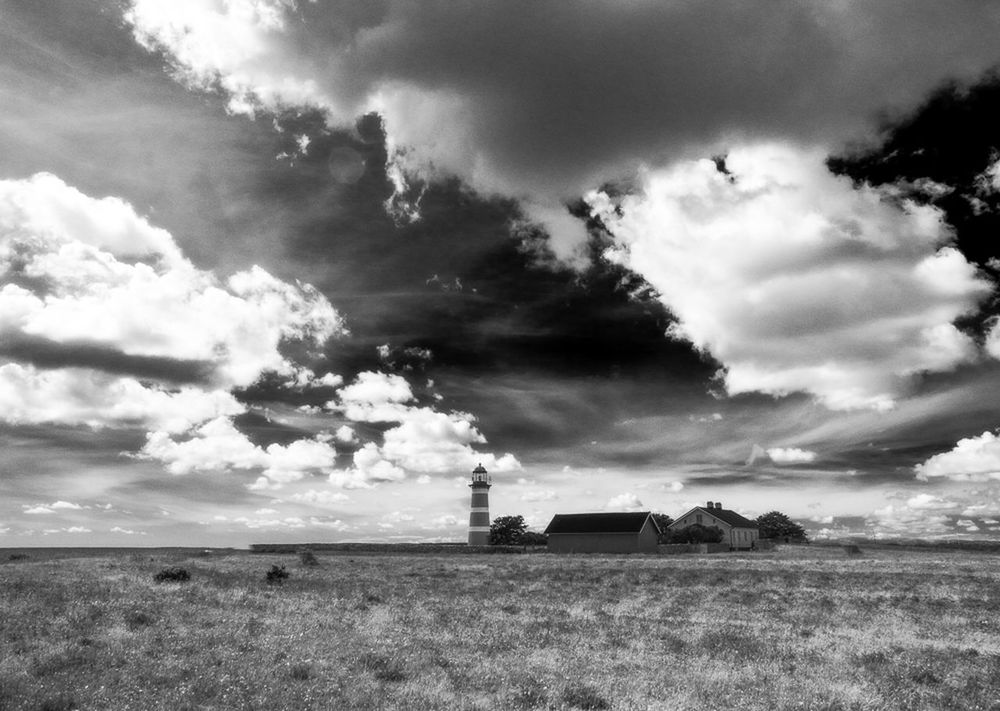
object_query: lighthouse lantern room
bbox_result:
[467,463,491,545]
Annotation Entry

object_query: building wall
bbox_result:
[637,518,660,553]
[670,509,759,550]
[728,527,759,550]
[467,483,490,545]
[548,532,644,554]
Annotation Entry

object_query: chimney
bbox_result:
[715,502,723,510]
[706,501,714,509]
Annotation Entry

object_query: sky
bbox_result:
[3,0,1000,546]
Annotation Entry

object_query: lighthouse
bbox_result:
[468,463,491,545]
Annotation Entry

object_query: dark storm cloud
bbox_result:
[0,334,215,384]
[830,72,1000,275]
[132,0,1000,203]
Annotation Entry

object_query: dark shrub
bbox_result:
[7,553,29,561]
[358,652,406,682]
[37,693,76,711]
[668,523,724,544]
[562,683,610,710]
[124,610,156,629]
[289,662,313,680]
[265,564,289,584]
[153,566,190,583]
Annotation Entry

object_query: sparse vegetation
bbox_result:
[265,564,289,584]
[298,549,321,567]
[1,546,1000,709]
[152,566,190,583]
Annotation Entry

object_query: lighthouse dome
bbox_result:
[472,464,488,474]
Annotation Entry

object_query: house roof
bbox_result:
[544,511,660,535]
[670,507,758,529]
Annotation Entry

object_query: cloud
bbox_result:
[915,430,1000,481]
[125,1,1000,256]
[520,489,557,503]
[110,526,146,535]
[767,448,818,465]
[329,371,522,476]
[905,493,958,510]
[589,144,991,410]
[0,364,243,433]
[869,503,951,537]
[22,500,83,515]
[0,173,343,435]
[605,492,644,512]
[288,489,350,507]
[137,416,338,488]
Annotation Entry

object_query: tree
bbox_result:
[520,530,548,546]
[755,511,807,541]
[651,513,674,543]
[489,515,527,545]
[668,524,724,544]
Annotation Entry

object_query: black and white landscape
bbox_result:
[4,1,1000,546]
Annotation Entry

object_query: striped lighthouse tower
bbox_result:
[468,463,491,545]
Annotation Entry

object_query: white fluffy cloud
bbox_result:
[767,448,818,465]
[137,416,337,488]
[0,173,343,436]
[0,364,242,433]
[605,492,644,512]
[23,500,83,515]
[915,430,1000,482]
[330,371,522,476]
[125,1,1000,258]
[590,144,991,410]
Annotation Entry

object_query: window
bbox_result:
[696,514,702,524]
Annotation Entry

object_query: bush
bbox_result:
[562,683,610,710]
[668,523,724,544]
[298,549,320,567]
[7,553,29,561]
[265,564,289,584]
[520,530,548,546]
[153,567,190,583]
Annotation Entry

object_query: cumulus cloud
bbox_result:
[110,527,146,535]
[23,501,86,515]
[869,503,951,537]
[605,492,644,512]
[905,493,958,510]
[0,364,243,433]
[590,144,991,410]
[329,371,522,477]
[0,173,343,436]
[915,430,1000,482]
[288,489,350,507]
[136,416,337,488]
[125,1,1000,256]
[767,448,818,465]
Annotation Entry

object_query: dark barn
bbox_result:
[544,511,662,553]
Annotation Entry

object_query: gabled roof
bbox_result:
[670,507,758,529]
[544,512,659,535]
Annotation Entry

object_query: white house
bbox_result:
[669,501,759,550]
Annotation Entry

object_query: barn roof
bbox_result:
[670,506,758,529]
[544,512,659,535]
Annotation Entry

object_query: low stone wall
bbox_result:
[249,542,546,555]
[657,543,732,555]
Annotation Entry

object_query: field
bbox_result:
[1,546,1000,710]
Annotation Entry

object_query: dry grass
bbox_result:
[1,546,1000,710]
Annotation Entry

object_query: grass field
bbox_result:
[1,545,999,710]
